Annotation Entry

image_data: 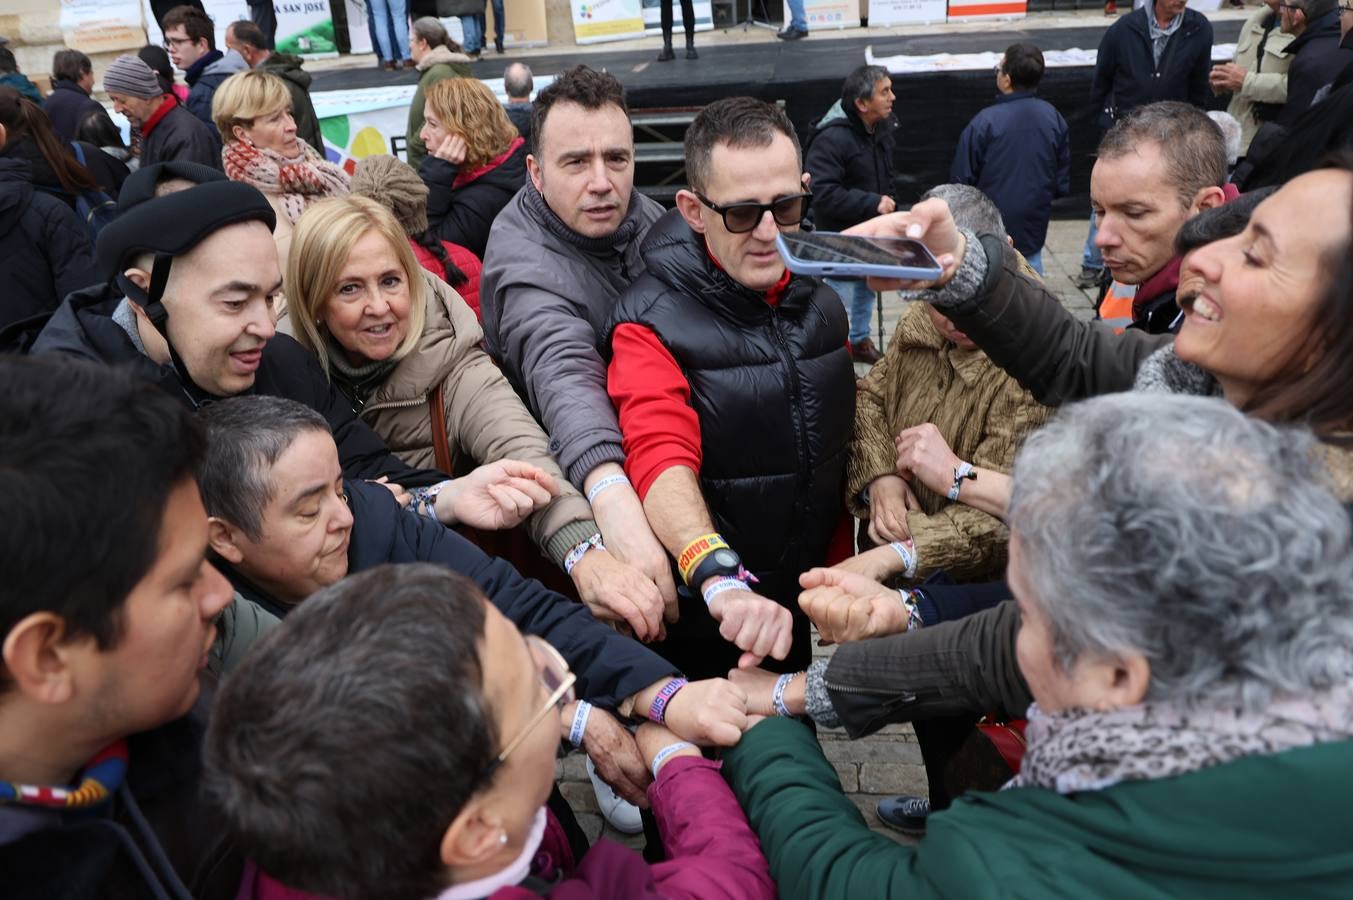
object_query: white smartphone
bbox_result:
[776,231,944,281]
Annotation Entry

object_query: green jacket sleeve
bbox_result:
[723,718,1000,900]
[407,76,430,171]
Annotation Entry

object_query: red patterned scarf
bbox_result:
[222,139,350,224]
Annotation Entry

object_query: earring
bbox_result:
[499,832,509,846]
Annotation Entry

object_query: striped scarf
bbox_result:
[0,740,128,809]
[222,138,350,225]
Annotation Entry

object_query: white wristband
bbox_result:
[701,577,751,607]
[888,540,917,580]
[650,741,695,779]
[568,700,592,748]
[586,473,631,505]
[947,461,975,502]
[563,533,604,575]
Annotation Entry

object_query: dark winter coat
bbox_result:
[803,105,897,232]
[1279,8,1353,124]
[422,137,527,258]
[45,80,116,144]
[1091,5,1214,130]
[0,157,100,331]
[256,53,324,153]
[30,286,442,487]
[0,134,127,210]
[226,478,679,710]
[141,98,222,171]
[951,91,1070,257]
[0,688,243,900]
[604,211,855,670]
[183,50,248,140]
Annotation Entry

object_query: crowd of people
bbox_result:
[2,3,1353,898]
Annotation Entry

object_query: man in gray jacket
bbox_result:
[480,63,678,836]
[481,65,676,615]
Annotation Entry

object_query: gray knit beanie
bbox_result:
[350,155,430,236]
[103,54,163,100]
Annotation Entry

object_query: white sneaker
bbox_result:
[585,757,643,834]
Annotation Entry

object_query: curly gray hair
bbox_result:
[1008,392,1353,712]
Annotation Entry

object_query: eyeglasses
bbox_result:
[163,35,195,49]
[482,635,576,779]
[692,190,813,234]
[1341,2,1353,12]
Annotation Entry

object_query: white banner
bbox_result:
[344,0,374,55]
[640,0,716,34]
[60,0,146,54]
[782,0,859,30]
[572,0,648,44]
[867,0,945,27]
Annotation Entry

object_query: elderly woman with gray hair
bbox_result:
[723,391,1353,898]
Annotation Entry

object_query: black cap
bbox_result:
[117,161,227,211]
[97,180,277,279]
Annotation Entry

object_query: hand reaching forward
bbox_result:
[798,566,907,646]
[569,548,666,642]
[572,705,650,807]
[843,197,965,292]
[435,459,557,529]
[660,677,748,746]
[706,584,794,669]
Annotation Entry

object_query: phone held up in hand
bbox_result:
[775,231,945,282]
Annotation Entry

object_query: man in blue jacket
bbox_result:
[951,43,1069,275]
[196,394,753,805]
[161,4,247,140]
[1077,0,1213,287]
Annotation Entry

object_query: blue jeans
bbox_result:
[785,0,808,30]
[1025,250,1044,275]
[1081,209,1102,272]
[461,14,484,53]
[491,0,505,41]
[368,0,410,62]
[826,277,875,345]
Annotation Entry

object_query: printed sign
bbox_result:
[867,0,946,26]
[572,0,648,44]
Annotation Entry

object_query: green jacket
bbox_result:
[406,46,473,171]
[258,53,324,154]
[723,717,1353,899]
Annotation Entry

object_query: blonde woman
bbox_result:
[212,69,349,267]
[418,77,526,258]
[285,195,667,642]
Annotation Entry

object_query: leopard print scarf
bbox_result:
[1006,686,1353,794]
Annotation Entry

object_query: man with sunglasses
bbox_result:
[604,97,855,681]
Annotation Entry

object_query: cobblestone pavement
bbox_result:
[559,216,1096,847]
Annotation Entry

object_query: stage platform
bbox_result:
[310,11,1245,210]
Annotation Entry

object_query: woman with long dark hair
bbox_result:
[0,87,126,203]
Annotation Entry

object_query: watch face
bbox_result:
[713,549,739,569]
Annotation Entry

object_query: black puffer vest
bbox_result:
[604,210,855,607]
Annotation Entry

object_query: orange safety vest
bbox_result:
[1098,280,1137,334]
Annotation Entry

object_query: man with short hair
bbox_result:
[1091,101,1233,334]
[481,65,676,629]
[224,19,323,152]
[31,179,540,530]
[951,43,1070,275]
[605,97,855,679]
[1079,0,1213,287]
[1277,0,1353,122]
[0,47,42,106]
[198,394,751,804]
[47,49,119,143]
[161,4,247,139]
[0,355,239,899]
[102,53,221,169]
[805,64,897,363]
[503,61,533,143]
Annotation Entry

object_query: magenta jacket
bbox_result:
[237,757,774,900]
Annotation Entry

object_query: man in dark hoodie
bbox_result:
[225,19,323,153]
[803,64,897,364]
[0,354,241,900]
[162,5,247,140]
[1278,0,1353,122]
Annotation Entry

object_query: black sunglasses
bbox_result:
[692,190,812,234]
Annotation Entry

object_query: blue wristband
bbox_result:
[568,700,592,748]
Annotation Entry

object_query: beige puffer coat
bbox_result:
[305,273,598,567]
[847,301,1052,583]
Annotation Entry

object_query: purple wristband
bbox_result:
[648,677,688,724]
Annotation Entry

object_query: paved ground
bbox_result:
[557,216,1095,846]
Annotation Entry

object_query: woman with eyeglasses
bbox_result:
[418,77,526,259]
[209,564,775,900]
